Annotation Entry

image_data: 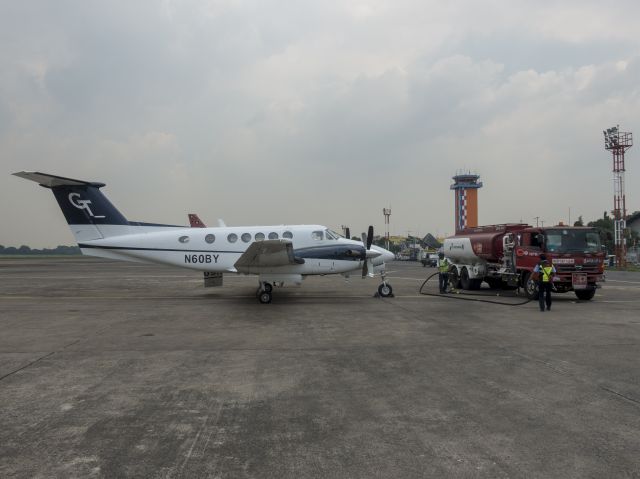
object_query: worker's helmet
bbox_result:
[438,252,444,259]
[539,254,547,262]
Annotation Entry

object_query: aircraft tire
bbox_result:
[258,291,272,304]
[378,283,393,297]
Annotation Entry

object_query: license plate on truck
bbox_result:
[572,273,588,290]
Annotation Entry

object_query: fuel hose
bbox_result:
[419,272,533,306]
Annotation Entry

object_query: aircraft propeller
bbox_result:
[361,225,376,278]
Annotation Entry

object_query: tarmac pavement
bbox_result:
[1,257,639,478]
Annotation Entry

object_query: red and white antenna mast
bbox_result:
[604,125,633,267]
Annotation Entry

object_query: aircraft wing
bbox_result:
[234,240,304,273]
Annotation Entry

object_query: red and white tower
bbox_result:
[604,125,632,267]
[451,172,482,233]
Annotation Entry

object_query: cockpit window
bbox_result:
[311,230,324,241]
[325,229,340,240]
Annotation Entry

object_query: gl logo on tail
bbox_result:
[68,193,105,218]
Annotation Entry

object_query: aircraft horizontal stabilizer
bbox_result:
[13,171,106,188]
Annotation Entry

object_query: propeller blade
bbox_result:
[362,259,368,278]
[345,227,350,239]
[361,232,367,245]
[367,225,373,250]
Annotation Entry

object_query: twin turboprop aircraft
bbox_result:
[13,172,395,303]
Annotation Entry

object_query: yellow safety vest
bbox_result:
[439,258,450,273]
[540,265,553,282]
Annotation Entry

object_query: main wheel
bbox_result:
[522,272,539,300]
[263,283,273,293]
[574,289,595,301]
[449,267,460,289]
[258,291,272,304]
[378,283,393,297]
[460,267,478,290]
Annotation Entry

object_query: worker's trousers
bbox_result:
[439,272,449,293]
[538,281,552,311]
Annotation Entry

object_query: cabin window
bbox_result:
[531,234,543,249]
[205,234,215,244]
[283,231,293,239]
[268,232,278,240]
[255,232,265,241]
[241,233,252,243]
[311,230,324,241]
[179,235,189,243]
[227,233,238,243]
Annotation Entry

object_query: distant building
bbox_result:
[421,233,442,250]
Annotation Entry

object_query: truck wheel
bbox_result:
[460,267,480,290]
[574,289,595,301]
[522,272,538,300]
[449,267,460,289]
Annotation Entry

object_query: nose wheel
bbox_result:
[376,270,394,298]
[378,283,393,297]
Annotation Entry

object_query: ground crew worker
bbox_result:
[438,252,450,293]
[533,254,556,312]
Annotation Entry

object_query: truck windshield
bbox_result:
[545,229,601,253]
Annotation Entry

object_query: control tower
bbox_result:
[451,172,482,233]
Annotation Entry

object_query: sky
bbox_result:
[1,0,639,248]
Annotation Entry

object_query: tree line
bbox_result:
[0,245,80,255]
[575,211,639,254]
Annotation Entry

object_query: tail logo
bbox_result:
[68,193,105,219]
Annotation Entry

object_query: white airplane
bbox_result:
[13,172,395,303]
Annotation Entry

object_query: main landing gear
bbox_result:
[256,282,273,304]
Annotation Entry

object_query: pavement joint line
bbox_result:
[0,338,85,384]
[605,279,640,284]
[0,351,57,383]
[599,386,640,406]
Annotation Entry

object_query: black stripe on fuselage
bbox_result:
[78,244,245,254]
[78,243,364,260]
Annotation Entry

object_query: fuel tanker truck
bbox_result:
[442,224,605,300]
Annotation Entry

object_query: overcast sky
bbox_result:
[2,0,639,248]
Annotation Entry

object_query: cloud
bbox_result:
[1,0,639,247]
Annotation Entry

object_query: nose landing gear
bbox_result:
[376,271,394,298]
